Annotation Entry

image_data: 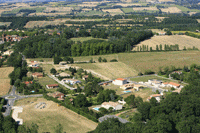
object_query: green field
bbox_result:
[122,7,158,14]
[76,10,105,16]
[174,5,200,13]
[3,7,46,14]
[70,37,107,42]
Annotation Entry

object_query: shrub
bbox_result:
[110,59,118,62]
[144,70,155,75]
[102,58,107,62]
[138,72,143,76]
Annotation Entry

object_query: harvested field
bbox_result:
[0,67,14,96]
[44,7,72,12]
[158,0,175,2]
[132,7,158,11]
[132,35,200,51]
[118,51,200,73]
[102,9,124,14]
[160,7,182,13]
[16,98,97,133]
[115,3,141,7]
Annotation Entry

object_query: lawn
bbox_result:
[40,64,55,75]
[0,67,14,96]
[15,98,97,133]
[70,37,107,43]
[103,83,124,95]
[37,76,58,89]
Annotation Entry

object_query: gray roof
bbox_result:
[98,115,129,124]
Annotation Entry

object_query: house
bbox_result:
[158,32,166,35]
[120,83,134,90]
[162,82,180,89]
[101,101,123,110]
[24,81,33,86]
[118,100,126,105]
[32,72,43,78]
[29,61,39,67]
[48,91,65,101]
[46,84,59,89]
[99,115,129,123]
[147,94,162,102]
[112,78,127,86]
[134,84,144,91]
[148,79,162,87]
[58,72,70,77]
[82,75,88,80]
[2,50,13,56]
[61,79,81,85]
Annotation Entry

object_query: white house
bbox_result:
[148,79,162,87]
[112,78,127,86]
[62,78,81,85]
[118,100,126,105]
[29,61,39,67]
[147,94,162,102]
[101,101,123,110]
[162,82,180,89]
[120,83,133,90]
[134,84,144,91]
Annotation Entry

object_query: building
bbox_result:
[2,50,13,56]
[148,79,162,87]
[99,115,129,123]
[101,101,123,110]
[162,82,181,89]
[61,79,81,85]
[134,84,144,91]
[120,83,134,90]
[82,75,88,80]
[112,78,127,86]
[48,91,65,101]
[59,61,67,65]
[46,84,59,89]
[24,81,33,86]
[32,72,43,78]
[147,94,162,102]
[29,61,39,67]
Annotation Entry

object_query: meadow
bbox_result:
[16,98,97,133]
[0,67,14,96]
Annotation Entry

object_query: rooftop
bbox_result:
[116,78,126,81]
[102,101,119,107]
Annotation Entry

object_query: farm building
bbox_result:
[112,78,127,85]
[46,84,59,89]
[61,78,81,85]
[99,115,129,123]
[147,94,162,102]
[58,72,70,77]
[101,101,123,110]
[120,83,134,90]
[32,72,43,78]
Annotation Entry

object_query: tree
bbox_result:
[98,57,102,62]
[50,68,57,75]
[14,79,21,87]
[156,45,159,51]
[102,58,107,62]
[125,95,136,108]
[99,107,108,114]
[137,102,151,120]
[160,44,162,51]
[138,72,143,76]
[150,97,158,107]
[150,47,153,52]
[74,94,88,107]
[54,124,63,133]
[166,30,172,35]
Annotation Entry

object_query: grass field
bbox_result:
[16,98,97,133]
[37,76,58,89]
[132,35,200,51]
[71,62,137,80]
[160,7,182,13]
[0,67,14,96]
[118,51,200,73]
[174,5,200,13]
[70,37,107,42]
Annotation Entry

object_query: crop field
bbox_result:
[76,10,105,16]
[115,3,141,7]
[132,35,200,51]
[118,51,200,73]
[70,37,107,42]
[0,67,14,96]
[174,5,200,13]
[44,7,72,12]
[16,98,97,133]
[132,7,158,11]
[102,8,124,15]
[160,7,182,13]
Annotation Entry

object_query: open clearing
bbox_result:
[0,67,14,96]
[197,19,200,23]
[132,35,200,51]
[16,98,97,133]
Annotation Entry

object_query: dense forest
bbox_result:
[14,28,153,58]
[91,70,200,133]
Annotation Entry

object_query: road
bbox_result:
[48,74,76,90]
[1,86,43,117]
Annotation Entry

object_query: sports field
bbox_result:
[16,98,97,133]
[0,67,14,96]
[132,35,200,51]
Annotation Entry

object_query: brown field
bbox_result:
[132,7,158,11]
[16,98,97,133]
[0,67,14,96]
[44,7,73,12]
[158,0,175,2]
[102,9,124,15]
[118,51,200,73]
[115,3,141,7]
[160,7,182,13]
[0,22,11,26]
[132,35,200,51]
[25,20,66,28]
[28,12,69,17]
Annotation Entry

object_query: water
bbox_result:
[93,107,100,111]
[123,91,132,93]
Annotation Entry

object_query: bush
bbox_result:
[138,72,143,76]
[144,70,155,75]
[102,58,107,62]
[110,59,118,62]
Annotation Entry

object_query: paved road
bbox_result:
[1,86,43,117]
[48,74,76,90]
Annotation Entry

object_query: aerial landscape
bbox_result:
[0,0,200,132]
